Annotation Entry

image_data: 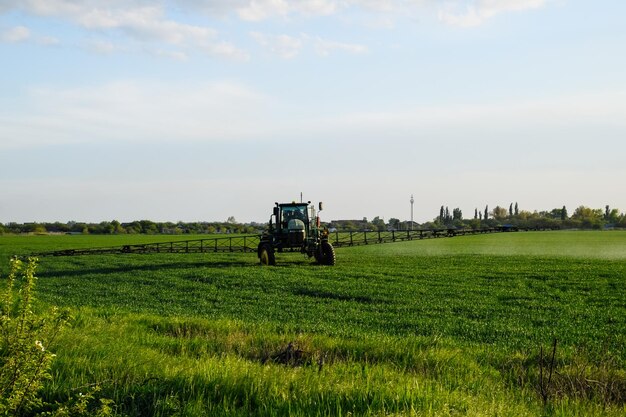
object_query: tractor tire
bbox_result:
[259,244,276,266]
[314,249,322,264]
[319,241,336,266]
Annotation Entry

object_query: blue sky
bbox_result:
[1,0,625,223]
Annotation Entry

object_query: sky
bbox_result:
[1,0,625,224]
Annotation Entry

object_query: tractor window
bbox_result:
[281,206,307,224]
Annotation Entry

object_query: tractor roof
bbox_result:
[278,202,309,208]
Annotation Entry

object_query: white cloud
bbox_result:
[0,25,59,45]
[179,0,399,19]
[235,0,338,21]
[236,0,290,21]
[0,0,555,60]
[251,31,302,58]
[251,31,367,58]
[153,48,189,61]
[310,35,368,56]
[0,0,248,60]
[0,25,30,42]
[75,6,217,44]
[206,41,250,61]
[1,0,551,26]
[439,0,547,27]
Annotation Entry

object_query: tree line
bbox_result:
[2,204,625,235]
[0,219,263,235]
[328,204,626,232]
[429,203,626,230]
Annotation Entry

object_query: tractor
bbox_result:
[257,201,336,266]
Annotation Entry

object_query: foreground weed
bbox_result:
[0,257,71,415]
[0,258,116,416]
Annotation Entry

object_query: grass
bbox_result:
[1,231,625,416]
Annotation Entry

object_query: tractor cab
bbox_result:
[272,203,310,246]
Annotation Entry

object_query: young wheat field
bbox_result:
[1,231,625,416]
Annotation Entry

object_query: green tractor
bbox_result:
[258,201,336,266]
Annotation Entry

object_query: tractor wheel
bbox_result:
[319,241,336,266]
[314,249,322,264]
[259,244,276,266]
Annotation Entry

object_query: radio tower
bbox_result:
[410,194,414,231]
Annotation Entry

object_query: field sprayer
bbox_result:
[26,200,335,266]
[21,200,539,265]
[257,201,335,266]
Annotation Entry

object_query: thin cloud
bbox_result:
[250,31,303,59]
[306,34,368,56]
[0,80,274,150]
[439,0,548,27]
[235,0,338,21]
[251,31,366,58]
[0,0,248,60]
[0,25,30,42]
[83,39,118,54]
[36,35,59,45]
[0,0,554,60]
[0,25,60,45]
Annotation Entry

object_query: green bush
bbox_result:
[0,257,71,415]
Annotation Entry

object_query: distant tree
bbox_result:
[549,208,563,219]
[439,206,445,223]
[111,220,125,234]
[98,221,114,234]
[572,206,602,220]
[452,208,462,221]
[617,212,626,228]
[607,208,620,224]
[124,221,141,234]
[70,222,88,233]
[605,205,610,220]
[226,216,237,224]
[561,206,568,221]
[479,212,482,220]
[388,218,400,230]
[6,224,16,233]
[509,203,513,217]
[371,216,386,231]
[492,206,508,221]
[44,222,68,233]
[484,205,489,220]
[514,202,519,216]
[474,208,478,220]
[572,206,603,229]
[33,224,47,234]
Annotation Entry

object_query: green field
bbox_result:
[1,231,625,416]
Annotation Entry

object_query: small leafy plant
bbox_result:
[0,257,71,415]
